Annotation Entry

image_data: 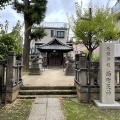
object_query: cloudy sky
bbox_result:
[0,0,116,33]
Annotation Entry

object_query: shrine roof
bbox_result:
[37,37,73,51]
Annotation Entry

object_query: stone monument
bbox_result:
[94,43,120,109]
[65,56,75,76]
[29,55,43,75]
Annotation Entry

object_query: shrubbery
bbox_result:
[0,21,22,60]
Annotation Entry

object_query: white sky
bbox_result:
[0,0,116,34]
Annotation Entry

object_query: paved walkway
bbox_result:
[28,97,64,120]
[23,67,74,86]
[23,67,74,120]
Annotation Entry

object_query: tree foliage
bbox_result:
[13,0,47,71]
[31,27,47,41]
[0,0,12,9]
[0,21,22,60]
[68,2,119,60]
[13,0,47,32]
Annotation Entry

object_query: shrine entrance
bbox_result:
[48,52,63,66]
[37,37,73,67]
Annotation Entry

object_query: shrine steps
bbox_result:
[18,86,77,99]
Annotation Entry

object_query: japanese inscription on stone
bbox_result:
[105,47,111,96]
[100,43,115,104]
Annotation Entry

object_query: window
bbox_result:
[51,30,54,37]
[57,31,64,38]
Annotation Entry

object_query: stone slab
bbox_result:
[28,97,64,120]
[47,98,60,107]
[34,97,47,104]
[94,100,120,109]
[28,103,47,120]
[99,43,115,104]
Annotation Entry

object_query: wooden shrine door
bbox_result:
[48,52,63,66]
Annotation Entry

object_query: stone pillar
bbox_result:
[65,62,75,76]
[7,52,16,87]
[6,51,22,102]
[100,43,115,104]
[94,43,120,109]
[78,53,87,85]
[0,64,4,103]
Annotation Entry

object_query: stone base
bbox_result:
[65,63,74,76]
[28,72,41,75]
[6,82,23,103]
[29,67,41,75]
[94,100,120,109]
[75,81,99,102]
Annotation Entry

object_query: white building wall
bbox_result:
[30,22,70,55]
[39,28,68,44]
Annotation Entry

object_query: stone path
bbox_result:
[24,67,74,120]
[28,97,64,120]
[23,67,74,86]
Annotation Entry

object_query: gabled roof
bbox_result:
[37,37,73,52]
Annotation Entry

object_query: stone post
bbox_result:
[78,53,87,85]
[0,64,4,103]
[94,43,120,109]
[7,52,16,87]
[6,51,22,102]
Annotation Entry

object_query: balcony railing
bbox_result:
[40,22,69,29]
[112,2,120,13]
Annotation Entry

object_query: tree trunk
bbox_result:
[23,0,31,72]
[23,21,31,72]
[87,42,93,62]
[88,47,93,62]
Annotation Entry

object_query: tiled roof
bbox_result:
[38,45,73,50]
[38,37,73,51]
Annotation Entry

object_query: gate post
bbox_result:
[6,51,22,102]
[0,65,4,103]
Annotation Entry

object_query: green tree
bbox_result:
[13,0,47,71]
[0,21,22,60]
[68,2,119,61]
[30,27,47,41]
[0,0,12,9]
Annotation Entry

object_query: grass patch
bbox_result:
[22,72,28,76]
[61,98,120,120]
[0,99,33,120]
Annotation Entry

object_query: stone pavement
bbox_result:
[28,97,65,120]
[23,67,74,87]
[24,67,74,120]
